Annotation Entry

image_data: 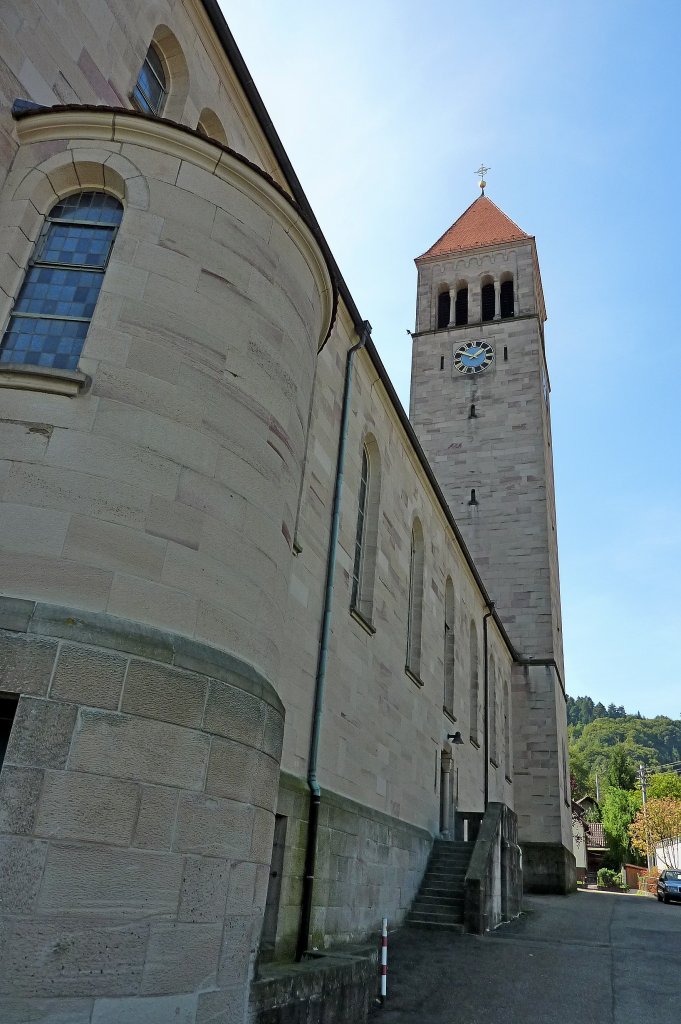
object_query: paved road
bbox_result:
[372,890,681,1024]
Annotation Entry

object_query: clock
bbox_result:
[453,340,494,375]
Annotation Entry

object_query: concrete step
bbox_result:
[429,860,470,871]
[406,838,472,932]
[411,900,464,917]
[421,871,468,885]
[419,887,465,901]
[429,854,471,866]
[427,860,469,870]
[424,871,468,884]
[412,898,463,913]
[403,917,462,933]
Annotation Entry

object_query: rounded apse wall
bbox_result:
[0,109,335,691]
[0,602,284,1022]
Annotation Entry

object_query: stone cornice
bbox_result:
[0,596,285,717]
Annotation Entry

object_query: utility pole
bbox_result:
[638,763,652,871]
[595,771,600,803]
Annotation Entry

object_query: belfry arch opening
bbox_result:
[455,283,468,326]
[500,274,514,318]
[481,276,495,322]
[437,290,450,328]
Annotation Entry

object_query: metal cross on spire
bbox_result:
[475,164,490,195]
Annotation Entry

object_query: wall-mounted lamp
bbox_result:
[447,732,464,745]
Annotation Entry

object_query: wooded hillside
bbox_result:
[567,695,681,798]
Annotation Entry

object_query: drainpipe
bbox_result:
[482,603,495,808]
[296,319,372,962]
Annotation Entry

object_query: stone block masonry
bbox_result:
[0,597,285,1024]
[269,773,432,961]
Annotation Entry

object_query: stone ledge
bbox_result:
[0,596,284,718]
[250,945,377,1024]
[0,363,91,397]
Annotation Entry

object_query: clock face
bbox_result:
[453,340,494,375]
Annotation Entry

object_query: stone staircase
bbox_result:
[406,839,473,931]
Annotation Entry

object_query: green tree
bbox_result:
[647,773,681,801]
[569,716,681,782]
[601,787,640,868]
[569,748,592,799]
[605,747,637,791]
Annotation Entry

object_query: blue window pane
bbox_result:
[37,223,116,267]
[133,46,166,116]
[0,191,123,370]
[15,266,103,318]
[50,192,123,226]
[1,316,88,370]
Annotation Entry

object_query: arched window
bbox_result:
[504,676,512,779]
[481,279,495,322]
[444,577,455,716]
[132,43,167,115]
[197,109,228,145]
[500,277,514,318]
[455,286,468,326]
[469,620,479,744]
[350,438,381,623]
[490,656,499,765]
[406,519,424,679]
[0,192,123,370]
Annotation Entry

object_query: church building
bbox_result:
[0,3,574,1022]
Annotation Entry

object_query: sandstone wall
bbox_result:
[410,240,574,864]
[0,0,283,190]
[279,313,515,837]
[0,108,333,687]
[0,0,533,996]
[0,600,284,1024]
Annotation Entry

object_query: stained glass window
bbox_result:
[0,191,123,371]
[132,45,167,116]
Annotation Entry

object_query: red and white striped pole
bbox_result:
[380,917,388,1004]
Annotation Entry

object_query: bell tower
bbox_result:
[409,186,575,892]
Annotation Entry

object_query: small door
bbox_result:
[0,695,18,768]
[260,814,287,959]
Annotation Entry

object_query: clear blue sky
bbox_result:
[224,1,681,718]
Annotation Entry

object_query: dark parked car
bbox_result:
[656,869,681,904]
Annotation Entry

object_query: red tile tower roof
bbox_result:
[417,195,531,261]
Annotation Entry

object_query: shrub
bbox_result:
[597,867,623,888]
[639,868,660,894]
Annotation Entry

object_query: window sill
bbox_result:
[0,363,90,397]
[505,775,513,785]
[405,666,424,688]
[442,707,457,724]
[490,758,499,769]
[469,737,480,749]
[350,607,376,636]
